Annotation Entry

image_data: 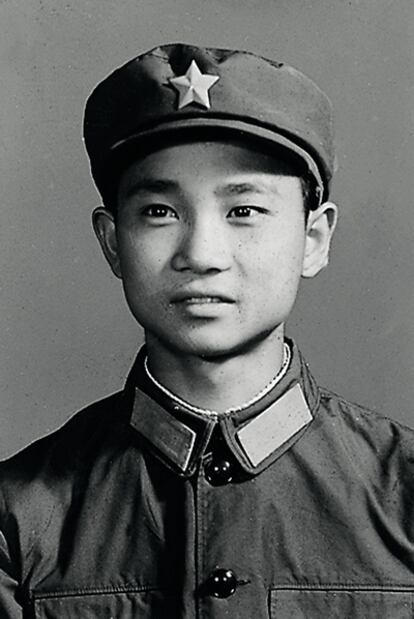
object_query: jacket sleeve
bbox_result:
[0,530,22,618]
[0,474,22,617]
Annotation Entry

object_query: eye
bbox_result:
[227,206,263,218]
[142,204,178,219]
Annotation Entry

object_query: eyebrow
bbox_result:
[213,181,276,198]
[123,178,280,200]
[123,178,180,200]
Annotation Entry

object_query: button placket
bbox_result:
[203,428,236,486]
[197,430,242,612]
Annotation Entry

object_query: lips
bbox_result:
[176,297,230,305]
[170,290,236,304]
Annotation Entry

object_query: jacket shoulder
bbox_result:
[318,386,414,483]
[319,385,414,437]
[0,389,133,580]
[2,389,124,463]
[0,390,128,513]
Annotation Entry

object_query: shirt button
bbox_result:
[204,458,233,485]
[205,568,238,598]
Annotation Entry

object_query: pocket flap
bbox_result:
[270,588,413,618]
[33,589,173,618]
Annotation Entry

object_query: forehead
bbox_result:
[119,137,303,191]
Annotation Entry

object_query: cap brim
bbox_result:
[110,116,326,203]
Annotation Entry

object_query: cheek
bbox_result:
[250,227,305,272]
[118,232,171,285]
[244,229,305,303]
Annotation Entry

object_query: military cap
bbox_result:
[84,43,335,206]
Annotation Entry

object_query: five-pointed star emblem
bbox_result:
[169,60,220,110]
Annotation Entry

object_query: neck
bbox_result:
[145,328,286,413]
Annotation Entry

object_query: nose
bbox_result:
[171,215,232,274]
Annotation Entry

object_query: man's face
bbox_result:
[97,139,322,358]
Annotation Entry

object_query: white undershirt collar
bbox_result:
[144,343,291,417]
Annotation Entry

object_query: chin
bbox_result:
[153,328,242,359]
[165,327,279,361]
[175,339,239,359]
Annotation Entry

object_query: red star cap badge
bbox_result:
[169,60,220,110]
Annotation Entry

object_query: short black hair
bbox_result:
[299,172,321,220]
[101,129,322,219]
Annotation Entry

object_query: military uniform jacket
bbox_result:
[1,341,414,618]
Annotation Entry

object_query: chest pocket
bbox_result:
[33,588,176,619]
[270,588,413,618]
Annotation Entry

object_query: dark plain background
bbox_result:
[1,0,413,459]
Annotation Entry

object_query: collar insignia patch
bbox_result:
[236,383,313,467]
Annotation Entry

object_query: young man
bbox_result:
[1,44,413,618]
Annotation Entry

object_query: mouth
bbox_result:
[170,291,236,305]
[175,297,232,305]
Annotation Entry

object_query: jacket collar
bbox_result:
[127,339,320,477]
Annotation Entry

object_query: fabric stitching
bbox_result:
[270,588,414,616]
[270,584,414,592]
[195,469,205,619]
[32,583,170,600]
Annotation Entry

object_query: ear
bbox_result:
[302,201,338,278]
[92,207,122,279]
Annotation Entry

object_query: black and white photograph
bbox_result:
[1,1,413,616]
